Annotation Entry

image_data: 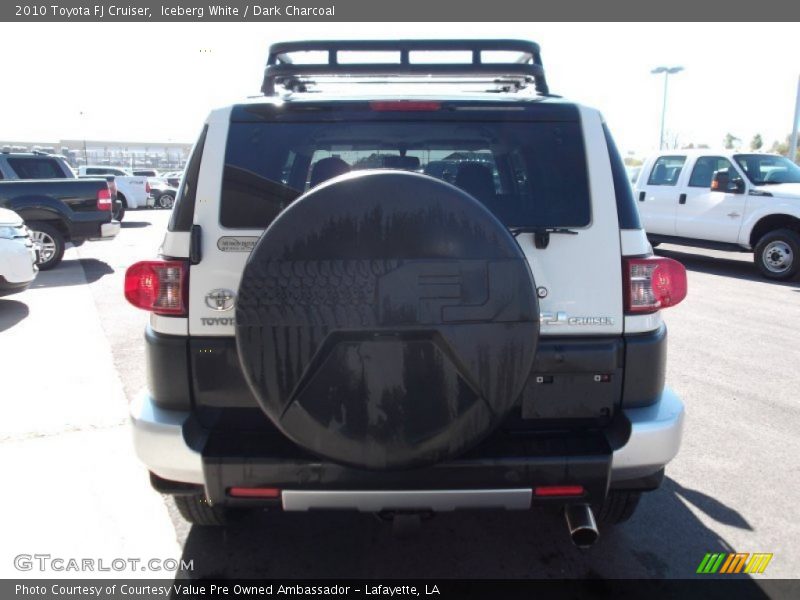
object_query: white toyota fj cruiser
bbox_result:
[125,40,688,546]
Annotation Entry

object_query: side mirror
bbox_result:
[711,171,744,194]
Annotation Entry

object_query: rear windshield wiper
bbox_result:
[508,226,579,249]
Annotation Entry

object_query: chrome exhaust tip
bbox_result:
[565,504,599,548]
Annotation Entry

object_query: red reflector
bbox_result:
[623,256,688,314]
[534,485,585,497]
[370,101,441,112]
[228,487,281,499]
[124,260,188,315]
[96,187,112,211]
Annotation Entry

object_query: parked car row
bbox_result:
[0,150,186,275]
[131,168,181,209]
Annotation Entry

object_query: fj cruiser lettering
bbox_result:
[125,40,688,545]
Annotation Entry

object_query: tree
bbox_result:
[750,134,763,151]
[723,133,740,149]
[663,129,681,150]
[769,134,800,162]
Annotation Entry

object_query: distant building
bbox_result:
[0,139,192,169]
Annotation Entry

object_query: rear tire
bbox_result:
[595,491,642,525]
[28,221,66,270]
[754,228,800,281]
[113,203,126,221]
[173,494,233,527]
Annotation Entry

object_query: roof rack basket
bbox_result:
[262,39,550,96]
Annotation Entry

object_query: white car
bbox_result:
[0,208,37,296]
[124,39,688,545]
[634,150,800,280]
[77,166,155,210]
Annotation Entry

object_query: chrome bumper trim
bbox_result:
[612,386,685,482]
[281,489,533,512]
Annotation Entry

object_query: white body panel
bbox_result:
[674,156,746,241]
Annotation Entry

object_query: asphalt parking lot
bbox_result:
[1,208,799,582]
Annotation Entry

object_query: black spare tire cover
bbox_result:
[236,171,539,470]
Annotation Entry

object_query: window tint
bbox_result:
[647,156,686,186]
[688,156,737,188]
[8,158,68,179]
[169,126,207,232]
[221,121,591,229]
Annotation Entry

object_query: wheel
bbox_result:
[173,494,234,527]
[595,491,642,525]
[754,229,800,280]
[112,202,126,221]
[28,222,66,270]
[158,193,175,210]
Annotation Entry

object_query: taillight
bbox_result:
[369,100,441,111]
[534,485,585,497]
[623,256,687,314]
[145,181,151,194]
[97,187,112,211]
[124,260,188,315]
[227,487,281,499]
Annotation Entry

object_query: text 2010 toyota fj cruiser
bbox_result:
[125,40,687,546]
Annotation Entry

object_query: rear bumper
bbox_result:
[0,275,33,297]
[88,221,120,241]
[130,387,685,509]
[611,386,685,482]
[0,238,37,294]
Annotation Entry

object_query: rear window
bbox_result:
[221,121,591,229]
[8,158,68,179]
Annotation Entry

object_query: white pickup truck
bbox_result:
[77,166,154,212]
[634,150,800,280]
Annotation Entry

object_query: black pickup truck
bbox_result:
[0,178,120,269]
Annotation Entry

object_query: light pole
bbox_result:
[79,111,89,166]
[790,73,799,164]
[651,66,684,150]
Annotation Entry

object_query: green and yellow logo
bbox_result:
[696,552,773,574]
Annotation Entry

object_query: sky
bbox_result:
[0,22,798,157]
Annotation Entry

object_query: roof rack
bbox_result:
[262,39,551,96]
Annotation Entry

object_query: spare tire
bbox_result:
[236,171,539,470]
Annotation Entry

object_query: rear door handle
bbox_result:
[679,193,687,205]
[638,191,645,202]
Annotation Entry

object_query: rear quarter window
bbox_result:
[602,124,641,230]
[220,119,592,230]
